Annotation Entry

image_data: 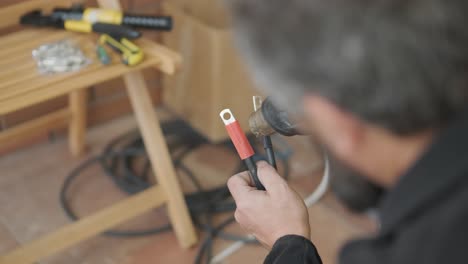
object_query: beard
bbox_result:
[327,154,385,213]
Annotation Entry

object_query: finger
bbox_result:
[256,160,288,192]
[237,170,254,186]
[227,171,257,202]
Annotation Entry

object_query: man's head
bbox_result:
[226,0,468,210]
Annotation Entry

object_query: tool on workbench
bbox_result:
[52,6,172,31]
[248,97,388,213]
[99,34,143,66]
[96,44,112,65]
[220,109,265,190]
[20,10,141,39]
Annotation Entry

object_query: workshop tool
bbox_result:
[52,6,172,31]
[220,109,266,190]
[21,10,141,39]
[249,97,302,137]
[99,34,143,66]
[213,98,331,263]
[221,97,304,190]
[96,44,111,65]
[253,96,277,170]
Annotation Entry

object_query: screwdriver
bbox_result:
[99,34,143,66]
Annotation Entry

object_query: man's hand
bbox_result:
[227,161,311,249]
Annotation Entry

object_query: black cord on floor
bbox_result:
[60,119,292,263]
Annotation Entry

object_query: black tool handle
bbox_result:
[263,136,277,170]
[122,15,172,31]
[93,23,141,39]
[244,158,265,191]
[261,97,301,136]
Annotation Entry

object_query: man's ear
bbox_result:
[302,95,365,158]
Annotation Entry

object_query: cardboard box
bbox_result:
[162,0,259,142]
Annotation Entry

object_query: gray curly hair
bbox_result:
[226,0,468,134]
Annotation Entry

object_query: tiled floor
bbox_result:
[0,110,375,264]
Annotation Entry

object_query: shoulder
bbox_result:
[405,186,468,264]
[430,188,468,263]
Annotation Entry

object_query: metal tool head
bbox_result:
[253,96,263,112]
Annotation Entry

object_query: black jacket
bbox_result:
[265,110,468,264]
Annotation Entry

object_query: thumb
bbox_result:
[257,161,287,193]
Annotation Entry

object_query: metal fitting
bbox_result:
[32,40,90,74]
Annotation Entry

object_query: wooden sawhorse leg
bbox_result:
[0,185,167,264]
[0,72,197,264]
[123,71,198,248]
[68,89,87,157]
[93,3,196,246]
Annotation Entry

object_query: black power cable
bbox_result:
[60,119,292,263]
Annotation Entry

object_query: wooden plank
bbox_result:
[139,38,182,75]
[0,35,93,93]
[0,37,90,94]
[3,96,66,127]
[0,49,164,115]
[0,109,69,146]
[0,71,37,89]
[0,50,33,68]
[124,71,197,249]
[0,185,167,264]
[0,29,48,47]
[0,30,71,59]
[68,90,88,157]
[0,87,160,154]
[0,0,72,30]
[0,61,151,114]
[0,29,177,113]
[0,39,176,113]
[0,60,34,77]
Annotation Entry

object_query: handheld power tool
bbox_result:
[221,97,300,191]
[248,97,302,137]
[247,96,385,212]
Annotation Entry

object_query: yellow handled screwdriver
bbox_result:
[99,34,144,66]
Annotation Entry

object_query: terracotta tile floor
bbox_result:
[0,111,375,264]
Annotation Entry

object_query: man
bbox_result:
[224,0,468,263]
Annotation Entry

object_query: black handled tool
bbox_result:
[52,7,172,31]
[21,10,141,39]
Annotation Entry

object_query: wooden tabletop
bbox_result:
[0,28,180,115]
